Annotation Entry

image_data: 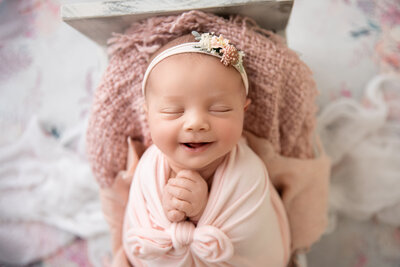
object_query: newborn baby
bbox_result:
[122,32,290,266]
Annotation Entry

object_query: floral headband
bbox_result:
[141,31,249,95]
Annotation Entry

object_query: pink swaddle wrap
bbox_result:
[123,138,290,266]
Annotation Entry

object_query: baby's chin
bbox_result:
[171,159,214,172]
[157,148,212,171]
[168,156,224,175]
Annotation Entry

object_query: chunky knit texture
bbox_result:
[86,10,318,187]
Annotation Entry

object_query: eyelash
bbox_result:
[159,107,232,115]
[159,106,184,114]
[161,110,184,114]
[209,108,232,113]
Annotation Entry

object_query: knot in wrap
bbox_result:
[170,221,195,249]
[126,223,234,262]
[191,225,234,263]
[171,222,234,262]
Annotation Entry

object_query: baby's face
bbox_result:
[145,53,249,171]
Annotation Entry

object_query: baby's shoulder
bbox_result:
[234,138,269,182]
[237,138,267,168]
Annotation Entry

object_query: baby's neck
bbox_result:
[168,156,225,186]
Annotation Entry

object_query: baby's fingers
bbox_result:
[171,197,192,214]
[177,170,203,183]
[166,184,192,201]
[167,210,186,222]
[168,177,194,191]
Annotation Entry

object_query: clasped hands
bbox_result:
[162,170,208,223]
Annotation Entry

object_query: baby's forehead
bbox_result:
[153,53,221,70]
[148,53,244,85]
[145,52,247,102]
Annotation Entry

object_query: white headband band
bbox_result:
[141,32,249,96]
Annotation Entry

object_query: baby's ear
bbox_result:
[244,98,251,112]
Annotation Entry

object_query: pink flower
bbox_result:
[221,44,239,66]
[211,35,230,49]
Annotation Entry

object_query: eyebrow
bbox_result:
[157,86,241,101]
[207,90,238,100]
[160,95,183,101]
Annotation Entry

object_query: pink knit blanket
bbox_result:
[123,138,290,266]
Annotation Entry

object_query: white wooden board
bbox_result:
[61,0,293,46]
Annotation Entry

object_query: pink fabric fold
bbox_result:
[123,138,290,267]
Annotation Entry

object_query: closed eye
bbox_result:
[160,108,184,114]
[161,111,184,114]
[209,107,232,113]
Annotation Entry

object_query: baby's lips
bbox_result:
[186,142,208,148]
[181,141,214,148]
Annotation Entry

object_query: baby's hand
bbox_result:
[163,170,208,223]
[162,180,187,222]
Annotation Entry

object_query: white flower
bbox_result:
[199,33,213,51]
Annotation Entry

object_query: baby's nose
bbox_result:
[183,112,210,132]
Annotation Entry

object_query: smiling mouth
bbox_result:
[183,142,211,148]
[180,142,213,152]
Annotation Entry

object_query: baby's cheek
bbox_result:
[151,121,167,135]
[149,121,175,148]
[216,119,243,144]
